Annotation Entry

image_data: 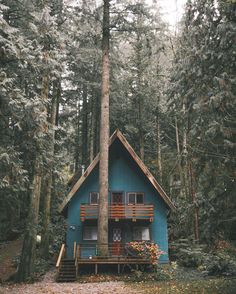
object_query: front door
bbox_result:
[112,228,122,256]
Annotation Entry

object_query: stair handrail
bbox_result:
[73,241,77,259]
[56,243,65,268]
[74,242,79,278]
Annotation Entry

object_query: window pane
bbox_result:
[90,192,98,204]
[141,227,150,240]
[133,227,142,240]
[136,193,144,204]
[128,193,135,204]
[112,192,123,204]
[83,226,97,240]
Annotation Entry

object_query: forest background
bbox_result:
[0,0,235,282]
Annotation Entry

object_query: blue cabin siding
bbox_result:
[66,141,169,263]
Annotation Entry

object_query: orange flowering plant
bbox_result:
[126,241,164,264]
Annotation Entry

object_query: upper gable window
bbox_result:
[90,192,99,205]
[127,192,144,205]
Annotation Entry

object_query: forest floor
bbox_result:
[0,269,236,294]
[0,241,236,293]
[0,239,22,282]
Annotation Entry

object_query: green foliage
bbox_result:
[154,264,174,281]
[167,0,236,243]
[170,239,236,277]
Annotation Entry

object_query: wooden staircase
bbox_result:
[57,258,77,282]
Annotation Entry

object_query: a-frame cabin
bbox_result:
[56,130,175,281]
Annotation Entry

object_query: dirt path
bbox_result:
[0,271,138,294]
[0,281,138,294]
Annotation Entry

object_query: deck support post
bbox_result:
[118,264,120,274]
[95,263,98,274]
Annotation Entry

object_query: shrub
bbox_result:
[126,241,164,265]
[170,239,236,277]
[203,251,236,276]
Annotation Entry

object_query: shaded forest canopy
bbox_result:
[0,0,235,282]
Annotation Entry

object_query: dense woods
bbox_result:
[0,0,235,282]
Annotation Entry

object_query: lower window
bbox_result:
[83,226,97,240]
[133,226,150,241]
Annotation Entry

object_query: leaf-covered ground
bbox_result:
[0,270,236,294]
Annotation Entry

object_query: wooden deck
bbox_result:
[56,243,153,277]
[77,257,151,274]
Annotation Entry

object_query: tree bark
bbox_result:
[41,79,59,259]
[97,0,110,257]
[16,48,49,281]
[89,94,95,163]
[74,99,81,172]
[189,161,199,242]
[156,112,162,183]
[175,116,184,198]
[94,92,100,155]
[182,100,189,198]
[136,29,144,161]
[82,83,88,167]
[16,159,42,282]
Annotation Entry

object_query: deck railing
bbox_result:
[77,243,151,260]
[80,204,154,221]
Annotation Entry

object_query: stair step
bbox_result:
[57,257,77,282]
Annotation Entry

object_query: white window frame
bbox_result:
[126,192,144,205]
[83,226,97,241]
[89,192,99,205]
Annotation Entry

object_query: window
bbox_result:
[112,192,123,204]
[83,226,97,240]
[127,192,144,204]
[136,193,144,204]
[133,226,150,241]
[90,192,99,205]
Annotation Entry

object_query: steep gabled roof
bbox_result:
[59,129,175,213]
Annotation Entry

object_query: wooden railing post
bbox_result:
[77,244,81,259]
[73,241,77,259]
[56,243,65,274]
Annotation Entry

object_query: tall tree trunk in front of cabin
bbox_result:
[74,99,81,172]
[98,0,110,257]
[82,84,88,167]
[41,79,59,259]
